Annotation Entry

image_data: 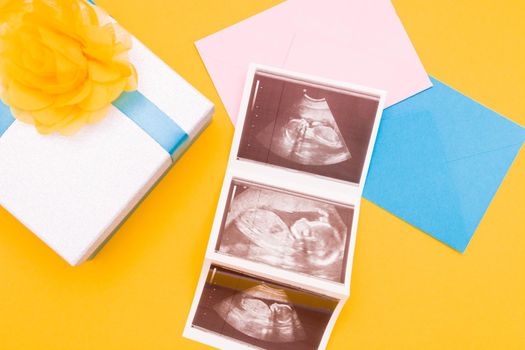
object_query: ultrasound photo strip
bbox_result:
[185,65,386,349]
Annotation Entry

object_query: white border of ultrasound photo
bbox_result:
[231,64,387,195]
[183,66,386,349]
[183,261,347,350]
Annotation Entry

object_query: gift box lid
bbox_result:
[0,38,214,266]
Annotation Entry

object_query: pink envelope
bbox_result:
[196,0,432,124]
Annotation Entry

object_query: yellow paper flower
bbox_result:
[0,0,28,30]
[0,0,137,135]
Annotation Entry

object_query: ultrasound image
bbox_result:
[237,71,380,184]
[216,181,354,283]
[192,266,337,350]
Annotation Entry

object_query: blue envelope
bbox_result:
[364,77,525,252]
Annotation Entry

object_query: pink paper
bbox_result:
[196,0,431,124]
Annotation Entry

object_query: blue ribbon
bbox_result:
[0,102,14,137]
[0,92,188,157]
[113,91,188,155]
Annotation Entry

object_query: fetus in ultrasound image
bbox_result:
[192,266,338,350]
[237,71,380,184]
[261,91,351,166]
[216,181,354,283]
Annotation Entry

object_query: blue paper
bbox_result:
[364,77,525,252]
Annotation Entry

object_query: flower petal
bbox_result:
[37,25,85,66]
[124,64,138,91]
[57,113,89,135]
[22,44,56,77]
[54,79,92,107]
[77,81,111,111]
[88,60,122,83]
[105,78,127,102]
[31,105,75,125]
[11,107,36,124]
[86,105,110,124]
[82,23,115,61]
[6,80,54,110]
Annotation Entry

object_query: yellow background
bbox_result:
[1,0,524,349]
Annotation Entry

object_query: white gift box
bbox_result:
[0,38,214,266]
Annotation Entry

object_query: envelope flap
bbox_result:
[383,78,525,160]
[448,143,524,236]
